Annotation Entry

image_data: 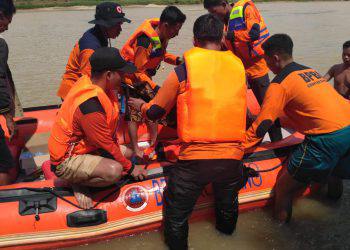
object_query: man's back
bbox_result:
[273,62,350,134]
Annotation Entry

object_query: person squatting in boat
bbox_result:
[49,47,148,209]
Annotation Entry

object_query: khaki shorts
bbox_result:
[55,154,103,184]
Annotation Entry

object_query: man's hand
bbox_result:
[128,97,146,112]
[131,165,148,181]
[176,57,184,65]
[133,81,146,90]
[4,113,17,142]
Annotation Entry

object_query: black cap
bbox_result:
[88,2,131,28]
[90,47,136,73]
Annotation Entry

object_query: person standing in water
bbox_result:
[324,41,350,99]
[245,34,350,223]
[203,0,282,142]
[0,0,18,185]
[129,14,247,249]
[322,40,350,199]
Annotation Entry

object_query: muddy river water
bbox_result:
[3,2,350,249]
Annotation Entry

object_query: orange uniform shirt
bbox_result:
[57,26,108,99]
[245,62,350,148]
[141,65,244,160]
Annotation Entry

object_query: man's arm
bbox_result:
[233,5,262,43]
[0,38,10,114]
[133,35,158,89]
[128,70,180,121]
[0,78,10,115]
[78,49,94,77]
[141,70,180,121]
[0,38,16,140]
[74,98,132,173]
[164,52,181,66]
[245,84,287,148]
[324,65,335,81]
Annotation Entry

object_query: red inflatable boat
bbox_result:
[0,91,305,249]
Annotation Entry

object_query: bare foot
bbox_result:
[72,185,93,209]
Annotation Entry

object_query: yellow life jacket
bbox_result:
[177,47,247,143]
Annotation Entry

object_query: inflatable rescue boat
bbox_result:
[0,91,304,249]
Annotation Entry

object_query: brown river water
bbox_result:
[3,2,350,249]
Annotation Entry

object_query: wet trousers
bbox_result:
[164,159,244,250]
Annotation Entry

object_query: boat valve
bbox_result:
[34,201,40,221]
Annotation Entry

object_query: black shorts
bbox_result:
[0,125,14,173]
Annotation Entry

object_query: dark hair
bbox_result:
[262,34,294,58]
[0,0,16,17]
[193,14,223,44]
[203,0,226,9]
[343,41,350,50]
[91,70,105,79]
[160,6,186,26]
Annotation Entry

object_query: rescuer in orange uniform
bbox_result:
[204,0,282,142]
[49,47,147,209]
[245,34,350,223]
[121,6,186,160]
[57,2,131,99]
[129,14,247,249]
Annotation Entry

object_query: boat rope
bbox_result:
[24,187,84,209]
[255,157,288,173]
[23,161,152,210]
[22,156,288,210]
[24,177,132,210]
[162,157,288,175]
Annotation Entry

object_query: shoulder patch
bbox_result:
[146,104,166,121]
[79,97,105,115]
[272,62,310,84]
[136,34,152,48]
[174,63,187,83]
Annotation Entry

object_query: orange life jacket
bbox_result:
[177,47,247,143]
[121,18,166,74]
[226,0,269,59]
[49,75,119,163]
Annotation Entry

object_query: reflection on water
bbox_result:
[68,189,350,250]
[4,2,350,249]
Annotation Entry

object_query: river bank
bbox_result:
[14,0,344,10]
[15,0,200,9]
